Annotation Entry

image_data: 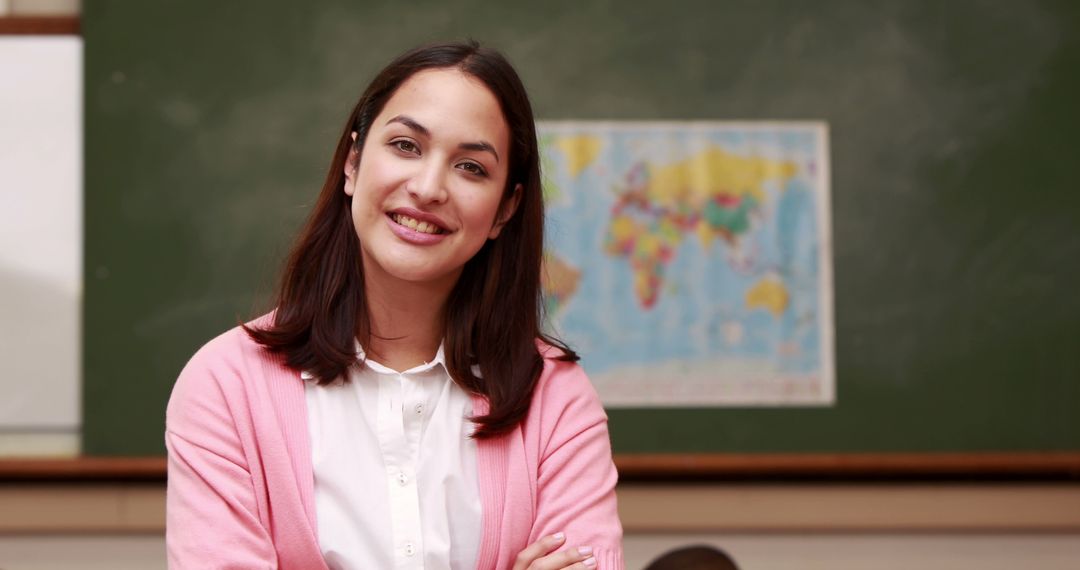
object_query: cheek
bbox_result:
[462,189,504,226]
[353,154,401,200]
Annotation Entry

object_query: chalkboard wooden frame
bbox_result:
[3,11,1077,482]
[0,16,79,35]
[3,453,1079,482]
[75,2,1080,458]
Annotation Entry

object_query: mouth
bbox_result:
[388,212,447,235]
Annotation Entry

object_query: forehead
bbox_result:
[377,68,510,148]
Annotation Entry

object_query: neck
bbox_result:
[362,267,457,373]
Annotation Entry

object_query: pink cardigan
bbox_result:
[165,321,624,569]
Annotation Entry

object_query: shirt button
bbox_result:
[397,472,408,486]
[414,403,424,415]
[404,542,415,556]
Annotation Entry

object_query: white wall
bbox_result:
[0,36,82,455]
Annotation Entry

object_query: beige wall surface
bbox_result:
[618,483,1080,532]
[8,0,79,16]
[625,533,1080,570]
[2,483,1079,569]
[0,535,164,570]
[2,533,1080,570]
[5,483,1080,533]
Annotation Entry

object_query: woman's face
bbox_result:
[344,68,518,291]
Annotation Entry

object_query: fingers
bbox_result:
[513,533,566,570]
[534,544,597,570]
[513,533,599,570]
[563,546,597,569]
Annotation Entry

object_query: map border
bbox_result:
[537,120,835,407]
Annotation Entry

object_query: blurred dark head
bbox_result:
[644,545,739,570]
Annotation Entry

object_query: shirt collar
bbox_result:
[367,341,447,375]
[301,340,447,381]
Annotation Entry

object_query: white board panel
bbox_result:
[0,36,82,453]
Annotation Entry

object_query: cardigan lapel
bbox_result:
[249,312,320,539]
[260,349,327,569]
[472,394,509,570]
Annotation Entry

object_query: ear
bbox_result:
[343,132,359,196]
[489,183,523,239]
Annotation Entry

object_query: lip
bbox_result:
[385,209,450,245]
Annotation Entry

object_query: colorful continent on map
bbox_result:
[745,274,790,317]
[538,134,603,313]
[604,146,797,309]
[553,134,602,177]
[541,253,581,316]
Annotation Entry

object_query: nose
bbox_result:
[405,160,448,205]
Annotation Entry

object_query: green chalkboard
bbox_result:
[84,0,1080,456]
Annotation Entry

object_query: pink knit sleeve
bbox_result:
[165,336,277,569]
[530,358,624,569]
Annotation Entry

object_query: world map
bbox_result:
[538,122,834,406]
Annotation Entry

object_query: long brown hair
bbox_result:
[245,41,577,438]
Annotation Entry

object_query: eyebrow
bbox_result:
[386,114,500,163]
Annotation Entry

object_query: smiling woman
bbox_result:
[164,42,624,569]
[344,69,520,300]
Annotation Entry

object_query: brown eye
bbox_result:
[393,140,419,154]
[458,161,487,177]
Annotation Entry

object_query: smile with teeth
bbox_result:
[390,213,446,235]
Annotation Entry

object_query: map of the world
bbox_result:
[538,122,834,406]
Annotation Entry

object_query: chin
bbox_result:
[376,258,461,287]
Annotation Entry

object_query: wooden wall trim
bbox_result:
[3,483,1079,533]
[0,17,79,35]
[0,457,166,481]
[2,453,1079,481]
[615,452,1080,478]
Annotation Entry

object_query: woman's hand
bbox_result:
[513,532,597,569]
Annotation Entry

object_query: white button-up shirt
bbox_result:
[303,344,481,569]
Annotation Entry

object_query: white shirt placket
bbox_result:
[377,370,425,569]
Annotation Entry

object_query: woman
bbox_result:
[165,41,623,569]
